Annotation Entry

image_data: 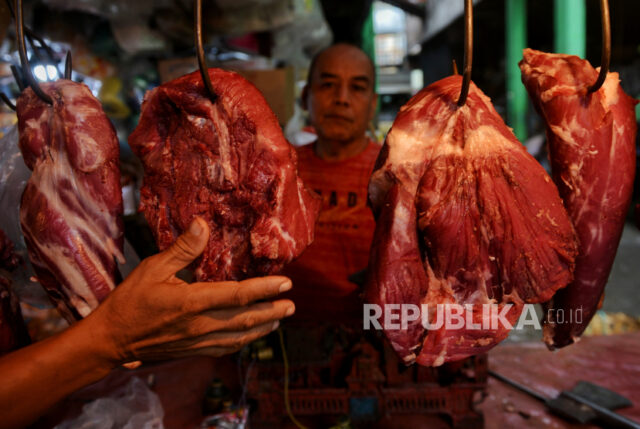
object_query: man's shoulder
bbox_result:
[295,142,316,156]
[361,138,382,163]
[295,142,320,165]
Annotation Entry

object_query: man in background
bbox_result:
[284,42,379,322]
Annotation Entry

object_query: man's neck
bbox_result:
[314,136,369,162]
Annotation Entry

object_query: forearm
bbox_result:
[0,314,119,429]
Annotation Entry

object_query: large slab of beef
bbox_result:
[520,48,637,349]
[0,229,30,355]
[129,69,320,281]
[17,81,124,322]
[367,75,578,366]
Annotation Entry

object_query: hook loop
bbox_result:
[15,0,52,104]
[588,0,610,93]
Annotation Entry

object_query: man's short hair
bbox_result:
[306,43,377,89]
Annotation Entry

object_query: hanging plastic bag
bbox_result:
[54,377,164,429]
[0,126,50,307]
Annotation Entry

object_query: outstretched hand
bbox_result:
[0,217,295,429]
[89,216,295,365]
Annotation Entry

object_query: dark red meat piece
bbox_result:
[367,75,578,366]
[520,48,638,348]
[129,69,320,281]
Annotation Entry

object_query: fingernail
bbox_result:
[189,218,203,236]
[279,280,292,293]
[285,305,295,317]
[272,321,280,331]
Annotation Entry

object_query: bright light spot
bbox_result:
[32,65,59,82]
[33,65,47,81]
[410,69,423,94]
[46,65,57,80]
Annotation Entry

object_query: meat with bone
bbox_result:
[129,69,320,281]
[17,81,124,323]
[0,229,31,355]
[520,48,637,349]
[367,75,578,366]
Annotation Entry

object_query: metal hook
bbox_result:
[64,51,72,80]
[10,65,25,91]
[588,0,610,93]
[0,93,16,111]
[6,0,62,79]
[194,0,216,102]
[15,0,52,104]
[457,0,473,107]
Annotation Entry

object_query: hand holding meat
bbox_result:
[0,216,294,429]
[89,216,295,364]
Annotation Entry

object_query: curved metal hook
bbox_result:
[10,65,25,91]
[588,0,610,93]
[457,0,473,106]
[0,93,16,111]
[194,0,216,102]
[64,51,72,80]
[15,0,52,104]
[6,0,62,79]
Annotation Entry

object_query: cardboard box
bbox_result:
[234,67,295,127]
[157,57,295,127]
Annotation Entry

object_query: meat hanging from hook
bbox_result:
[457,0,473,106]
[588,0,610,93]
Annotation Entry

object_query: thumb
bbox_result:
[153,217,210,279]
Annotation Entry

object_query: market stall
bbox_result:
[0,0,639,428]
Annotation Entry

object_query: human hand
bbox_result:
[87,217,295,365]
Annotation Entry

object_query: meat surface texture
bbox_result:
[520,48,638,349]
[0,229,30,355]
[17,81,124,322]
[367,75,578,366]
[129,69,320,281]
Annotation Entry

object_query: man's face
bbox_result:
[304,45,377,144]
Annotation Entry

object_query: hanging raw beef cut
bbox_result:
[17,81,124,322]
[0,229,31,355]
[129,69,320,281]
[520,48,637,349]
[367,75,578,366]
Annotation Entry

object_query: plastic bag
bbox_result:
[0,126,50,307]
[0,126,29,251]
[55,377,164,429]
[272,0,332,68]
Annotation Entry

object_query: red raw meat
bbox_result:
[0,229,31,354]
[17,81,124,322]
[367,75,578,366]
[129,69,320,281]
[520,48,638,348]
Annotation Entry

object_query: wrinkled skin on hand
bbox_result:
[0,216,295,429]
[91,217,296,364]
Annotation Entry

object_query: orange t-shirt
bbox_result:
[283,139,381,321]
